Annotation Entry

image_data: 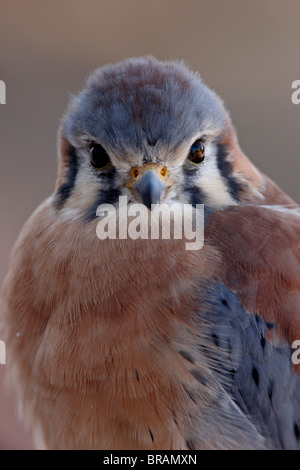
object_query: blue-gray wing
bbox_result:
[203,283,300,450]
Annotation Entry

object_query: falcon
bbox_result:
[1,56,300,450]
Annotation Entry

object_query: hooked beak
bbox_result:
[134,169,168,210]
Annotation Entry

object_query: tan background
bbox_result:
[0,0,299,449]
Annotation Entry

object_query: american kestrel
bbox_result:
[1,56,300,450]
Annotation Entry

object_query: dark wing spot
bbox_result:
[221,298,229,308]
[190,369,207,387]
[183,385,197,404]
[178,350,195,364]
[294,423,300,440]
[252,366,259,386]
[149,428,154,442]
[212,333,220,347]
[268,382,273,401]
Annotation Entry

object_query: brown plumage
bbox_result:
[1,56,300,449]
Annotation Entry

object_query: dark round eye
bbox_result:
[187,138,205,165]
[89,143,111,170]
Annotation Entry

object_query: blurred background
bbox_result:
[0,0,299,449]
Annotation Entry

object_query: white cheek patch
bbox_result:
[59,169,102,221]
[58,162,130,221]
[196,145,237,207]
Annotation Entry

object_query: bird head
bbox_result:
[54,56,264,221]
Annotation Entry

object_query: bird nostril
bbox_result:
[132,168,139,179]
[160,167,167,178]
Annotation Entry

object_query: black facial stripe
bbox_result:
[83,187,121,222]
[55,144,78,209]
[83,165,120,221]
[183,164,206,207]
[215,141,243,199]
[184,185,206,207]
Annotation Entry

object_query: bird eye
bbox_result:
[187,138,205,165]
[89,143,111,170]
